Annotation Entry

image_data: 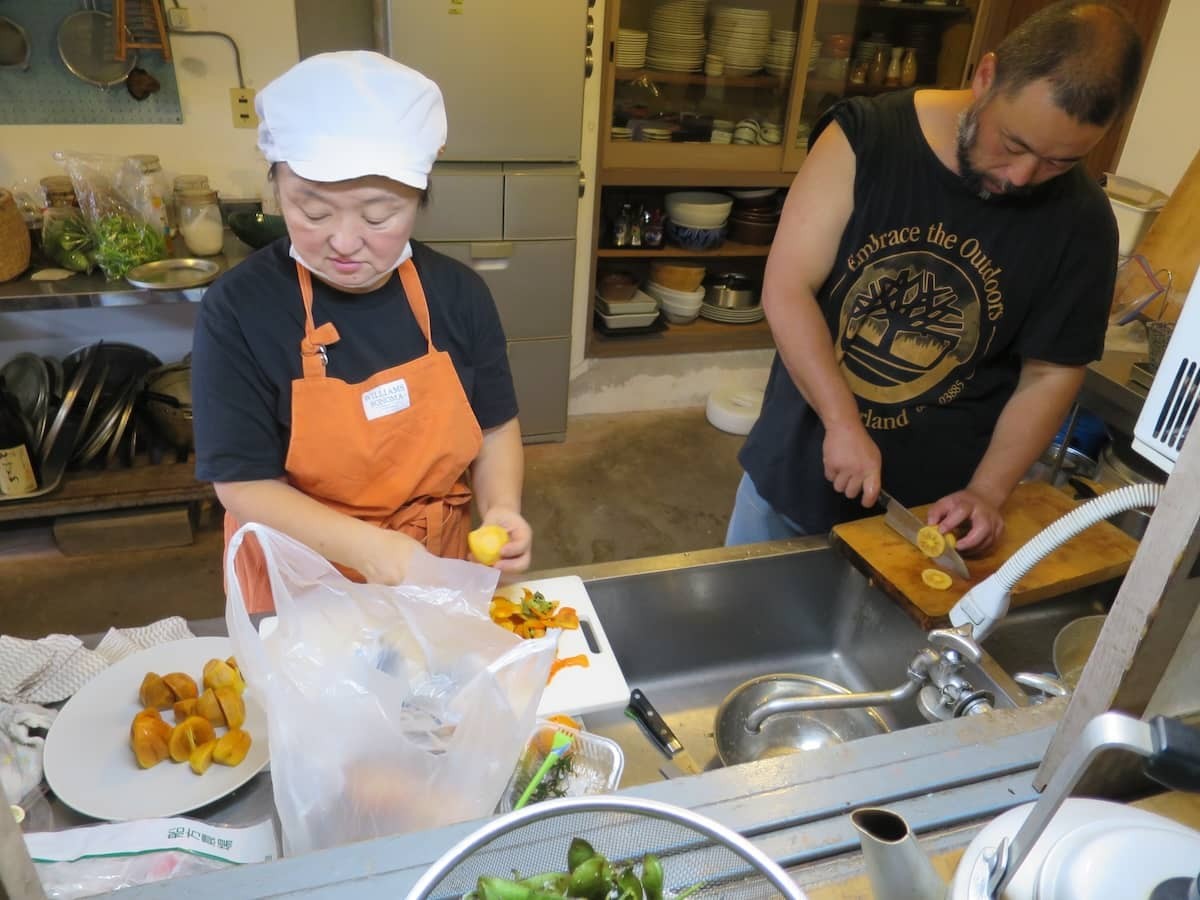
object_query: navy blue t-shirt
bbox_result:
[739,89,1118,534]
[192,239,518,483]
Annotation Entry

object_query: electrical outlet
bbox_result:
[230,88,258,130]
[166,6,190,29]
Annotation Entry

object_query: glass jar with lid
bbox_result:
[170,174,210,234]
[39,175,78,209]
[177,188,225,256]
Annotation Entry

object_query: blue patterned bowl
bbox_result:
[666,220,727,251]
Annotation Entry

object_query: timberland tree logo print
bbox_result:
[831,223,1005,431]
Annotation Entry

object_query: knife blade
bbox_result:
[877,488,971,580]
[625,688,704,776]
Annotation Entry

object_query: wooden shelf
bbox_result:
[804,78,939,97]
[588,316,775,358]
[597,241,772,259]
[0,458,212,524]
[599,167,795,188]
[614,67,785,89]
[818,0,971,14]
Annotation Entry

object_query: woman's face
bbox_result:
[275,164,422,292]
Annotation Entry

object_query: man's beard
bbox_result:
[955,102,1035,200]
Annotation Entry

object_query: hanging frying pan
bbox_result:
[57,0,136,89]
[0,15,30,70]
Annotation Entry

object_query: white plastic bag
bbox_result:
[225,523,557,856]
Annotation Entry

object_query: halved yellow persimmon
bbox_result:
[916,526,946,558]
[468,525,509,566]
[921,568,953,591]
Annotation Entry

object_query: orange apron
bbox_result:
[224,259,484,613]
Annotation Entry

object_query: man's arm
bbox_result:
[927,359,1085,553]
[762,122,883,506]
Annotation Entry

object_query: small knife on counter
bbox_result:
[877,487,971,580]
[625,688,704,778]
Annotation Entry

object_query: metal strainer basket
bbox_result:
[406,795,806,900]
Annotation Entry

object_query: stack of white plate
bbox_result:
[700,301,765,324]
[765,28,797,77]
[708,6,771,76]
[808,38,823,72]
[641,126,674,142]
[615,28,649,68]
[646,0,707,72]
[644,281,705,324]
[611,126,633,141]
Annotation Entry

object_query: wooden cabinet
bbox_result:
[588,0,989,359]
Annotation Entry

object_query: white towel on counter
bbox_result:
[1,701,56,805]
[0,617,195,705]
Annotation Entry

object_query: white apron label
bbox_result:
[362,379,411,421]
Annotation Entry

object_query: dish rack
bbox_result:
[406,795,806,900]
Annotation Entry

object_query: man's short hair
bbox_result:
[993,0,1143,126]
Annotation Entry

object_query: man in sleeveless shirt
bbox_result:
[728,1,1143,555]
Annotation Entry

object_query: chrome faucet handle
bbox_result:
[928,624,983,664]
[1013,672,1069,698]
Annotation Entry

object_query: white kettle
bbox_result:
[853,712,1200,900]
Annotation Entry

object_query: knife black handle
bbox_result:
[625,688,682,757]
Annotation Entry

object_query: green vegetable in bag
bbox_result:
[40,210,96,273]
[91,213,166,279]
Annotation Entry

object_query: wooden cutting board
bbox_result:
[830,481,1141,628]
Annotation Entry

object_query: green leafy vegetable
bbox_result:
[90,213,167,279]
[40,212,96,273]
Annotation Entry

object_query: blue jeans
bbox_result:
[725,472,809,546]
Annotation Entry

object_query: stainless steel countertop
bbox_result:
[0,231,254,313]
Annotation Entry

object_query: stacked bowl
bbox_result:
[765,28,798,78]
[727,189,781,245]
[646,262,706,323]
[665,190,733,250]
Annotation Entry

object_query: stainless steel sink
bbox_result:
[572,542,1023,787]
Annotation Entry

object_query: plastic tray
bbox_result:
[496,721,624,813]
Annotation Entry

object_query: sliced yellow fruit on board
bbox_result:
[190,740,216,775]
[921,568,953,591]
[916,526,946,558]
[468,525,509,566]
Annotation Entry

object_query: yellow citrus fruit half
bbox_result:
[468,525,509,566]
[921,568,953,591]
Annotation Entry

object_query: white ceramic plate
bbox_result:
[43,637,270,822]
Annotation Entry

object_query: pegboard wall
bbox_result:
[0,0,182,124]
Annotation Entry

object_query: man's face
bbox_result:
[956,77,1107,199]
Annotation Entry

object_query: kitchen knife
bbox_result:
[625,688,704,776]
[877,488,971,580]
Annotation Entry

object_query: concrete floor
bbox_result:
[2,407,745,638]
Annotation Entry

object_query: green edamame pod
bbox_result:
[640,854,664,900]
[674,882,705,899]
[476,876,534,900]
[568,855,614,900]
[616,868,644,900]
[568,837,597,873]
[519,871,571,893]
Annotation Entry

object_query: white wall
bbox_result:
[1115,0,1200,195]
[0,0,299,198]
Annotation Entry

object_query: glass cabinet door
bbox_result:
[603,0,807,172]
[781,0,981,171]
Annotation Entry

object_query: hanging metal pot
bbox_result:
[57,0,137,89]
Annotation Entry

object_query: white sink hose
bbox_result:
[949,483,1163,641]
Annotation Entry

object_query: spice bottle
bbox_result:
[177,189,225,256]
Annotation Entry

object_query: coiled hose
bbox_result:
[951,483,1163,640]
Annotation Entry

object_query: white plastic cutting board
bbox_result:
[507,575,631,718]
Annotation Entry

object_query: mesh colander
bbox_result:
[406,795,806,900]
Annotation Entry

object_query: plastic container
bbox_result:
[1103,174,1168,258]
[496,720,624,813]
[127,154,170,238]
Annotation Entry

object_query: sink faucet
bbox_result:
[743,625,993,733]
